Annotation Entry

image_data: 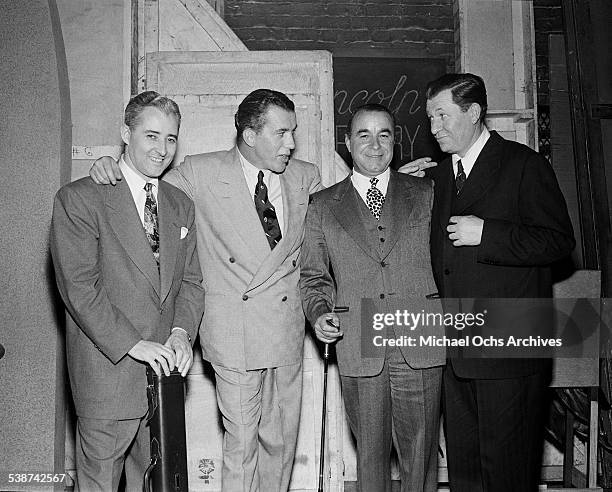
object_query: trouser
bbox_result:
[444,366,550,492]
[212,361,303,492]
[75,415,149,492]
[341,346,443,492]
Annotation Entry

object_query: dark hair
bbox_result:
[346,103,396,136]
[425,73,487,125]
[234,89,295,137]
[124,91,181,129]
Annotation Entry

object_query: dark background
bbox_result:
[333,56,446,169]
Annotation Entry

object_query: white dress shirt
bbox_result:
[452,127,490,179]
[119,154,159,224]
[238,150,285,236]
[119,155,190,338]
[351,167,391,205]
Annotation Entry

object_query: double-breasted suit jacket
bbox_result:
[51,178,205,419]
[164,147,321,370]
[300,170,445,377]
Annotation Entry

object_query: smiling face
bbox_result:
[426,88,482,157]
[121,106,179,179]
[242,105,297,173]
[345,110,394,177]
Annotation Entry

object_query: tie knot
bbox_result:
[257,170,265,185]
[370,177,379,188]
[144,182,153,193]
[457,160,464,174]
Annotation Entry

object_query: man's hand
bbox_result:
[397,157,437,177]
[165,329,193,377]
[313,313,343,344]
[128,340,176,377]
[447,215,484,246]
[90,156,123,185]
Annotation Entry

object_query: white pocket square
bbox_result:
[180,227,189,239]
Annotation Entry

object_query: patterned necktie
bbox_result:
[455,159,466,195]
[366,177,385,220]
[143,182,160,266]
[254,170,282,249]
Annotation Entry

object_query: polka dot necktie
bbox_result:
[455,159,466,195]
[366,177,385,220]
[254,170,282,249]
[143,182,160,266]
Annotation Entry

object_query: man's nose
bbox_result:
[285,133,295,150]
[430,119,441,135]
[157,139,167,156]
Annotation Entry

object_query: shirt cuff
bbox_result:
[171,326,191,343]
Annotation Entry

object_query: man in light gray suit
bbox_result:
[90,89,321,491]
[300,104,445,492]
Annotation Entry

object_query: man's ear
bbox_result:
[120,124,131,146]
[344,134,352,154]
[242,127,256,148]
[468,103,482,125]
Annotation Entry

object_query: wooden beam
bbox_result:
[562,0,610,294]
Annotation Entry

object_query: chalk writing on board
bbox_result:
[333,57,446,168]
[335,76,421,117]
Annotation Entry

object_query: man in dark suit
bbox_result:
[423,73,575,491]
[300,103,445,492]
[51,91,205,491]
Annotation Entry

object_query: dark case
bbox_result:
[144,368,189,492]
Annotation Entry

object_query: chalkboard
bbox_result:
[333,56,447,169]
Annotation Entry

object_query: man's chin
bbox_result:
[271,158,289,173]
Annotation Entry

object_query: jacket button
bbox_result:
[229,257,235,263]
[380,261,387,267]
[379,294,385,299]
[378,225,384,231]
[380,237,385,242]
[444,269,450,275]
[292,260,297,267]
[242,294,249,301]
[281,296,287,302]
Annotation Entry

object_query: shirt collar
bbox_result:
[452,127,490,177]
[120,153,159,193]
[238,148,271,183]
[351,167,391,195]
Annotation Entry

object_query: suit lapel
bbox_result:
[207,147,271,262]
[436,157,454,232]
[379,171,416,258]
[331,177,380,261]
[157,182,180,305]
[105,180,160,296]
[248,161,307,290]
[453,131,504,214]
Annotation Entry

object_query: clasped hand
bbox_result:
[313,313,343,344]
[128,329,193,377]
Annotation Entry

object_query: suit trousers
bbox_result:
[212,361,303,492]
[75,415,149,492]
[340,346,442,492]
[443,364,550,492]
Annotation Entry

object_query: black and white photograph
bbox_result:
[1,1,611,491]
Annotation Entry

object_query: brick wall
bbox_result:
[224,0,564,95]
[224,0,454,65]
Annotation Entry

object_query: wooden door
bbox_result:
[146,49,342,491]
